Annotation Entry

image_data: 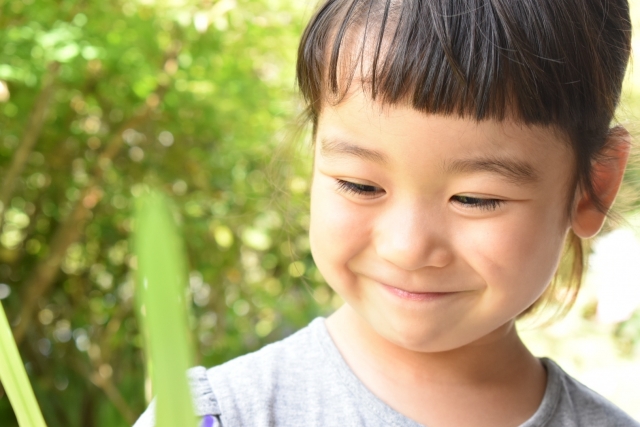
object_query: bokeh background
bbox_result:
[0,0,639,425]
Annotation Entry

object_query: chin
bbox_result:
[370,317,457,353]
[372,314,510,354]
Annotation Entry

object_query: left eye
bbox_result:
[335,179,383,197]
[451,195,504,211]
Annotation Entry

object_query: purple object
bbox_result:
[201,415,215,427]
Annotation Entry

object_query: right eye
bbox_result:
[335,179,384,198]
[451,195,504,211]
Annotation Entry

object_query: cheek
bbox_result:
[309,176,370,284]
[459,206,568,306]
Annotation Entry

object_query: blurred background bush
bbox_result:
[0,0,638,426]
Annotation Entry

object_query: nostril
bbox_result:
[376,238,453,271]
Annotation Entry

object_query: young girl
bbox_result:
[135,0,639,426]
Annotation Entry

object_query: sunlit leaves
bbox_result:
[0,0,327,425]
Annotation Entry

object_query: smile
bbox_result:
[381,284,458,302]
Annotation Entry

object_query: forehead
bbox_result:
[315,91,574,182]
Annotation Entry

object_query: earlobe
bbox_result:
[571,126,631,239]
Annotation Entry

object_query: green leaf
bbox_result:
[0,301,47,427]
[133,190,198,427]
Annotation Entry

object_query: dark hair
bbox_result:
[296,0,632,318]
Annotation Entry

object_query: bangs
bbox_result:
[297,0,631,130]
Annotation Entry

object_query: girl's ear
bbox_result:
[571,126,631,239]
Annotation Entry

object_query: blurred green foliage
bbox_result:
[134,191,198,427]
[1,0,640,426]
[0,1,334,426]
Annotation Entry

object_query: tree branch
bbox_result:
[11,46,177,345]
[13,105,149,344]
[0,61,60,231]
[90,372,137,425]
[87,301,137,425]
[11,184,97,343]
[11,67,174,344]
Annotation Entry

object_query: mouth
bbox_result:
[381,284,457,302]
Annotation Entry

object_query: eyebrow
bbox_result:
[320,138,539,185]
[320,138,389,165]
[444,156,539,185]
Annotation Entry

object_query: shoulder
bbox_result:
[528,358,640,427]
[132,367,222,427]
[206,317,329,405]
[132,318,328,427]
[218,318,319,368]
[205,317,352,427]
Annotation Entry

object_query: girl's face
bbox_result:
[309,90,574,352]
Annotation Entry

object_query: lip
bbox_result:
[381,284,458,302]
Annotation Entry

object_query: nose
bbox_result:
[374,202,453,271]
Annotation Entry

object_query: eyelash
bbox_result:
[336,180,504,211]
[451,195,504,211]
[335,179,383,197]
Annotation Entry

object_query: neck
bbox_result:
[327,304,535,383]
[325,304,546,427]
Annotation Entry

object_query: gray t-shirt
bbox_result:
[133,317,639,427]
